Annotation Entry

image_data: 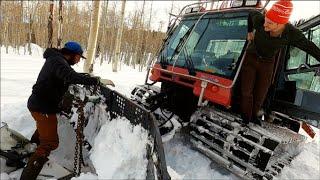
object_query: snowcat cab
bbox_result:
[131,1,320,179]
[133,1,258,129]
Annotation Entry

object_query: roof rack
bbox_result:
[181,0,270,15]
[295,14,320,30]
[166,0,270,35]
[168,0,270,27]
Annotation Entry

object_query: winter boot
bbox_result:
[252,117,262,126]
[240,114,250,126]
[20,154,48,180]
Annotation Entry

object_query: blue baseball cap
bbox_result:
[63,41,86,59]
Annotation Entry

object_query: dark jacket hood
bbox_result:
[43,48,64,59]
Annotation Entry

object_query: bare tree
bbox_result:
[112,0,126,72]
[2,0,165,69]
[148,1,153,29]
[26,1,39,54]
[99,0,109,65]
[47,0,54,48]
[83,0,102,73]
[133,0,146,70]
[57,0,63,48]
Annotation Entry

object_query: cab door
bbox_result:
[271,18,320,128]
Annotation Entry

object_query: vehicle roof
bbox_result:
[297,14,320,31]
[181,7,259,19]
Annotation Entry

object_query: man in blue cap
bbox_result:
[20,41,114,179]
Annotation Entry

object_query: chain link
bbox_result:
[73,98,85,176]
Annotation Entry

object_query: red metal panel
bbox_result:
[149,64,233,107]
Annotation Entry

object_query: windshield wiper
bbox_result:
[158,25,177,68]
[169,24,195,63]
[159,49,168,69]
[183,48,196,76]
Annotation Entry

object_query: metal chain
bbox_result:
[73,85,100,177]
[73,98,85,176]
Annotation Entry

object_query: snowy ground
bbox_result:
[1,46,320,179]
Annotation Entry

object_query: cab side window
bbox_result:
[286,32,308,70]
[309,26,320,66]
[287,72,320,92]
[286,25,320,93]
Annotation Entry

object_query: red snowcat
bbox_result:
[130,1,320,179]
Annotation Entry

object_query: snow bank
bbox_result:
[0,173,10,180]
[277,127,320,179]
[164,135,238,179]
[72,172,98,179]
[87,61,148,97]
[276,141,320,179]
[1,44,43,57]
[75,116,150,179]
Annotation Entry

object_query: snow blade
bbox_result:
[100,86,171,180]
[62,85,171,180]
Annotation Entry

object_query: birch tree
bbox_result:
[47,0,54,48]
[133,0,146,70]
[84,0,102,73]
[99,0,109,65]
[112,0,126,72]
[57,0,63,48]
[1,1,165,67]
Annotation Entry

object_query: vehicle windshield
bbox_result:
[159,12,248,79]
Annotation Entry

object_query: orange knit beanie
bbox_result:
[266,0,293,24]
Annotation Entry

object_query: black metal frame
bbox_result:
[100,86,171,180]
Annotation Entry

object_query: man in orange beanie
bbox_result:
[240,0,320,125]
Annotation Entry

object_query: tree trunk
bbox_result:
[148,1,153,30]
[112,0,126,72]
[57,0,63,48]
[133,0,146,69]
[84,0,102,73]
[47,0,54,48]
[100,0,109,66]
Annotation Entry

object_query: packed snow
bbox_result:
[1,46,320,179]
[86,117,149,179]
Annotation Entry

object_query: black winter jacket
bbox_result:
[27,48,99,113]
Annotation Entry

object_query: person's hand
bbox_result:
[100,79,115,87]
[247,32,254,41]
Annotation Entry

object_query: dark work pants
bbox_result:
[240,53,275,121]
[30,111,59,158]
[20,112,59,180]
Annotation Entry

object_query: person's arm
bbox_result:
[248,10,264,33]
[289,27,320,62]
[53,60,99,85]
[247,10,264,41]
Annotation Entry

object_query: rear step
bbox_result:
[190,108,306,180]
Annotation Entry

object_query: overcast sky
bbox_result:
[79,1,319,32]
[124,0,320,31]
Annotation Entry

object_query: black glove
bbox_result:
[92,76,115,87]
[93,76,101,85]
[99,79,115,87]
[79,73,91,77]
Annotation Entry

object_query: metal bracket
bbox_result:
[198,81,208,106]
